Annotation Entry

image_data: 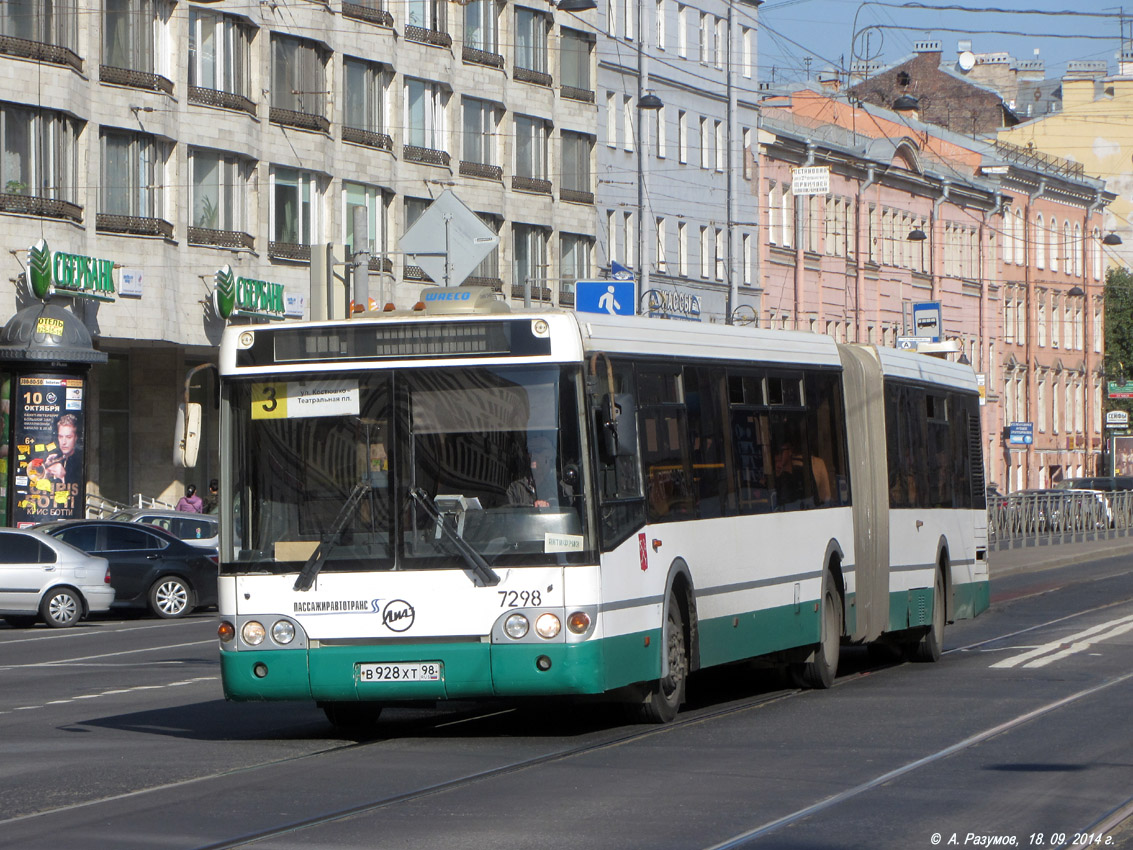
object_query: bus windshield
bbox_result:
[228,364,590,573]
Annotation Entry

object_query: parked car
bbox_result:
[1055,476,1133,492]
[0,528,114,628]
[36,520,218,619]
[107,508,218,550]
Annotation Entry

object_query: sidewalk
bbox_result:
[989,534,1133,578]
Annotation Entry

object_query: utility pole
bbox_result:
[352,205,370,313]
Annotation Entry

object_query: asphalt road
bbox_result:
[0,542,1130,850]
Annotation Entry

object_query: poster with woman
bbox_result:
[11,374,85,527]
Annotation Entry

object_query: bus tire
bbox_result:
[636,593,688,724]
[322,701,383,730]
[908,568,945,663]
[791,575,842,689]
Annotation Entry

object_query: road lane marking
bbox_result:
[0,618,214,645]
[990,614,1133,669]
[0,639,214,670]
[702,670,1133,850]
[0,677,217,715]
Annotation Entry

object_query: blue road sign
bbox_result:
[912,301,942,342]
[576,280,635,316]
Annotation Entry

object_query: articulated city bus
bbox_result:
[207,286,989,727]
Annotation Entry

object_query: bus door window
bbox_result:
[589,357,645,549]
[637,365,694,522]
[926,393,953,508]
[728,371,772,515]
[684,366,731,519]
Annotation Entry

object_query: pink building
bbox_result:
[751,89,1112,490]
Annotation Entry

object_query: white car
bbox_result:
[108,509,219,550]
[0,528,114,628]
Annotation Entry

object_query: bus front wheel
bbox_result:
[635,593,688,724]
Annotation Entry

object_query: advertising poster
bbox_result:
[11,375,85,527]
[1113,435,1133,477]
[0,375,9,520]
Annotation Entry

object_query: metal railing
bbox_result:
[987,490,1133,545]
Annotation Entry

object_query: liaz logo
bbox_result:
[382,599,415,632]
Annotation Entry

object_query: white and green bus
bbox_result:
[210,287,989,727]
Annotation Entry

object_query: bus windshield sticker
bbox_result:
[251,379,360,420]
[545,532,583,553]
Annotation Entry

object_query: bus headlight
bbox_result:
[242,621,266,646]
[535,613,561,639]
[271,619,296,645]
[504,613,529,639]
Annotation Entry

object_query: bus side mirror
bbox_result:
[599,395,620,460]
[175,402,202,468]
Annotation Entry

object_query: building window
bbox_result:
[561,131,593,202]
[606,92,617,148]
[344,58,386,134]
[408,0,447,33]
[190,148,251,241]
[405,78,447,153]
[655,0,665,49]
[343,181,387,258]
[699,225,710,278]
[676,4,687,57]
[624,211,635,269]
[515,8,549,76]
[699,116,709,169]
[714,227,724,279]
[560,28,593,99]
[271,34,328,129]
[698,12,708,63]
[514,115,549,183]
[102,0,172,90]
[742,27,752,78]
[0,103,80,218]
[462,97,498,168]
[714,119,723,171]
[464,0,500,56]
[1034,214,1045,270]
[655,105,666,158]
[513,223,548,298]
[1073,222,1083,278]
[677,109,687,163]
[188,8,252,107]
[656,216,667,272]
[100,129,166,221]
[623,96,634,153]
[560,233,591,302]
[1,0,80,59]
[270,167,319,250]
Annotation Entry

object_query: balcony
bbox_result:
[558,289,576,307]
[511,282,551,301]
[512,175,552,195]
[188,86,256,117]
[514,66,552,87]
[368,256,394,274]
[0,193,82,223]
[404,265,432,281]
[561,85,595,103]
[404,145,451,167]
[462,46,504,69]
[96,213,173,239]
[465,276,503,291]
[343,126,394,151]
[459,161,503,181]
[405,26,452,48]
[560,187,594,205]
[100,65,173,94]
[268,241,312,263]
[188,227,255,251]
[0,35,82,72]
[342,2,394,27]
[270,107,330,134]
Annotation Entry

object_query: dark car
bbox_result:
[36,520,218,619]
[1054,476,1133,493]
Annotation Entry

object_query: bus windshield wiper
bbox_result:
[409,487,500,587]
[294,479,372,592]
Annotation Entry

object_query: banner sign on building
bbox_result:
[25,240,116,303]
[791,166,830,196]
[1108,381,1133,399]
[1008,421,1034,445]
[1106,410,1129,429]
[11,375,85,526]
[214,265,292,321]
[641,289,703,321]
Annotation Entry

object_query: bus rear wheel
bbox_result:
[791,576,842,689]
[908,568,945,663]
[321,701,383,731]
[635,593,687,724]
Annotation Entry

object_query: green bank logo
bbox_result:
[213,265,286,320]
[28,239,53,300]
[213,265,237,319]
[25,240,116,302]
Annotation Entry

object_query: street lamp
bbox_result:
[1103,232,1123,246]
